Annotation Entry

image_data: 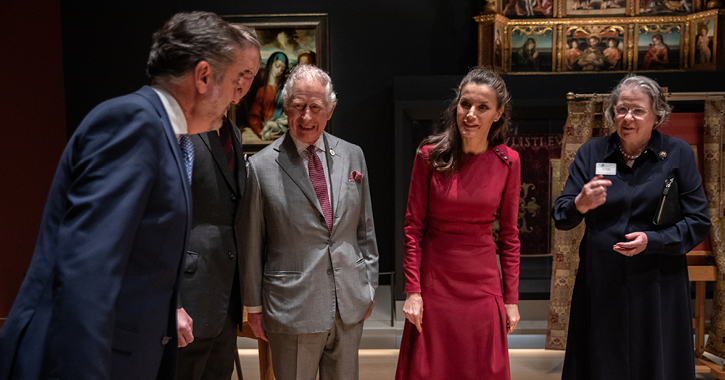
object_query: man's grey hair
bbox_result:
[604,74,672,129]
[281,64,337,111]
[147,11,260,86]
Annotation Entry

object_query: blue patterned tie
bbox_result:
[179,134,194,183]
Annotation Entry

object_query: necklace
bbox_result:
[619,144,640,161]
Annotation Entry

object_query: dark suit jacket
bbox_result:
[179,121,246,339]
[0,86,191,380]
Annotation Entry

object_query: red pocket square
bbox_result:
[349,170,363,182]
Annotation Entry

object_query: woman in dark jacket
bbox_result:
[553,74,710,380]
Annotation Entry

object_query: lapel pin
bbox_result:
[658,151,667,160]
[330,148,335,156]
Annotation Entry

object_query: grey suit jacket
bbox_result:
[179,122,246,339]
[241,132,379,334]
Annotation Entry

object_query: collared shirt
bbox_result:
[151,87,187,139]
[290,133,332,207]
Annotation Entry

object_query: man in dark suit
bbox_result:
[242,64,379,380]
[0,12,256,380]
[174,26,260,380]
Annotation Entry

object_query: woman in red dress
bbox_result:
[395,67,521,380]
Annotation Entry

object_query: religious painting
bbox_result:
[691,18,715,68]
[222,14,329,153]
[562,0,626,17]
[502,0,554,18]
[564,25,625,71]
[509,27,554,72]
[637,0,692,15]
[494,24,505,68]
[636,24,682,70]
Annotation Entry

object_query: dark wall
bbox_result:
[0,0,67,324]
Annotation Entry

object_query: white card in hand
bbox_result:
[595,163,616,176]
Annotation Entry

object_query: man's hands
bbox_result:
[364,301,375,320]
[176,307,194,347]
[248,312,267,341]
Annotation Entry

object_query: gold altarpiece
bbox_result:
[475,9,725,73]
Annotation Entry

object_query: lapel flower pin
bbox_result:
[658,151,667,160]
[349,170,364,182]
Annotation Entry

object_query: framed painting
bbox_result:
[501,0,554,18]
[495,24,506,69]
[561,0,626,17]
[636,0,692,15]
[563,25,626,71]
[509,26,555,72]
[636,24,683,70]
[690,17,716,69]
[222,14,329,153]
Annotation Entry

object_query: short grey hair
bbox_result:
[281,64,337,111]
[147,12,261,86]
[605,74,672,129]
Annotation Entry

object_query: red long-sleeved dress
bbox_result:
[395,145,521,380]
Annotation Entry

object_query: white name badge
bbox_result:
[595,163,617,176]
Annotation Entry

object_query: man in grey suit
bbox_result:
[241,64,378,380]
[174,25,260,380]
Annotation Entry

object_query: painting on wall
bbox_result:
[636,24,682,70]
[495,24,505,68]
[691,18,715,68]
[638,0,692,15]
[563,0,626,17]
[564,25,625,71]
[503,0,554,18]
[510,26,554,72]
[222,14,329,152]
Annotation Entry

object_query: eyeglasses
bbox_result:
[614,105,649,119]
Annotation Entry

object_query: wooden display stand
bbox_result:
[688,250,725,379]
[235,308,275,380]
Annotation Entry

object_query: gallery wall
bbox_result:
[0,0,67,325]
[2,0,724,321]
[52,0,725,287]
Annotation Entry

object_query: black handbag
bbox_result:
[653,177,682,227]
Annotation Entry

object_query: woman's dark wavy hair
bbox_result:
[419,66,511,173]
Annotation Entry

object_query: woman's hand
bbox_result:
[574,174,612,214]
[505,304,520,335]
[403,293,424,333]
[613,232,648,257]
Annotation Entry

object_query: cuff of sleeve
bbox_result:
[405,286,422,294]
[504,294,519,304]
[246,306,263,313]
[565,200,585,222]
[643,231,663,254]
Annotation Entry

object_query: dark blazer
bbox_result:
[0,86,191,380]
[179,121,246,338]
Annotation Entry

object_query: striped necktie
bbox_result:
[307,145,332,232]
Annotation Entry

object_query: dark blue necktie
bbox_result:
[179,134,194,183]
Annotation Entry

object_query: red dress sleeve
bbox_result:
[498,147,521,304]
[403,146,433,294]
